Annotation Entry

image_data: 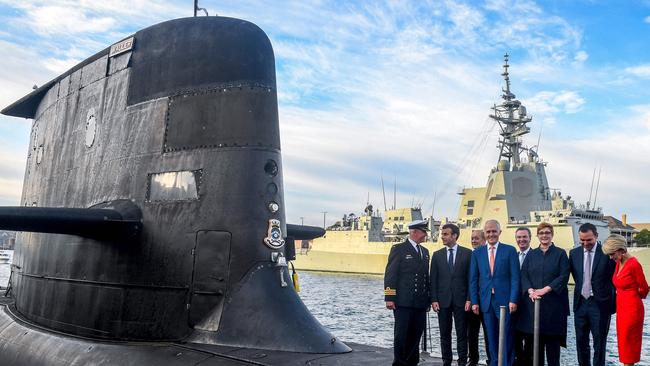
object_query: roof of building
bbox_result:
[605,216,637,231]
[630,223,650,232]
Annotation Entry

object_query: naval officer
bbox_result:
[385,220,431,366]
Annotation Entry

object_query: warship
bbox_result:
[0,10,447,365]
[294,55,650,275]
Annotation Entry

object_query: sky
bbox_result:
[1,0,650,227]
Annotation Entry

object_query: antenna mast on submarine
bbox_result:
[194,0,208,16]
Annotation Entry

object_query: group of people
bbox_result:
[383,219,649,366]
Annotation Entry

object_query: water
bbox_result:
[1,262,648,365]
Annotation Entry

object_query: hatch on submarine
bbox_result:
[0,12,421,366]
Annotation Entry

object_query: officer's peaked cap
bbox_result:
[408,220,428,232]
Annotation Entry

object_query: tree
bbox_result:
[635,229,650,245]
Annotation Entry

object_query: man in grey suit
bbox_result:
[569,223,616,366]
[430,223,472,366]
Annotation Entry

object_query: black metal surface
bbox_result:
[286,225,326,240]
[127,17,275,105]
[164,86,279,152]
[0,201,142,239]
[0,302,444,365]
[0,15,350,361]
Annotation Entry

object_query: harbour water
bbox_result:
[1,261,648,365]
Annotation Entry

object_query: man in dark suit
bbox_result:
[513,227,532,366]
[469,219,520,366]
[430,223,472,366]
[385,220,431,366]
[467,230,490,366]
[569,223,616,366]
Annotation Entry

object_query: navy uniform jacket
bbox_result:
[384,240,430,309]
[517,244,570,336]
[569,243,616,314]
[430,245,472,308]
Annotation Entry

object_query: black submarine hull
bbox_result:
[0,298,412,366]
[0,14,351,359]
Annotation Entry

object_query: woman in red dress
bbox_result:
[603,234,649,366]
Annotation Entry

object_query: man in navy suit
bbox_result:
[430,223,472,366]
[569,223,615,366]
[469,220,520,366]
[385,220,431,366]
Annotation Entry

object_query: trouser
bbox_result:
[574,298,611,366]
[393,306,427,366]
[514,330,532,366]
[467,311,490,365]
[534,334,562,366]
[482,301,514,366]
[438,304,468,366]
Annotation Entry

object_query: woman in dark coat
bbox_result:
[516,222,570,366]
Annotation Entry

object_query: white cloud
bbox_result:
[625,64,650,78]
[526,90,585,115]
[28,6,116,35]
[644,16,650,24]
[541,104,650,220]
[574,50,588,63]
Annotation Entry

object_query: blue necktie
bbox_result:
[448,248,454,271]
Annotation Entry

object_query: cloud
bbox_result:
[27,6,116,35]
[540,104,650,221]
[645,16,650,24]
[625,64,650,78]
[574,50,588,63]
[526,90,585,115]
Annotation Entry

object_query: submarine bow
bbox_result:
[0,15,350,356]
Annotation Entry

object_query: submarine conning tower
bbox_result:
[1,16,349,353]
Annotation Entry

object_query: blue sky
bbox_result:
[1,0,650,226]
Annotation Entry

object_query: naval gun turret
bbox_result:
[0,15,349,365]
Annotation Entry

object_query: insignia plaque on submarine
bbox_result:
[109,37,134,57]
[264,219,285,249]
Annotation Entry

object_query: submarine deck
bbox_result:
[0,297,444,365]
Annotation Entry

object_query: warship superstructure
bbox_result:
[294,55,620,275]
[453,54,610,249]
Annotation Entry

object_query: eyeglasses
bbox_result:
[538,231,552,235]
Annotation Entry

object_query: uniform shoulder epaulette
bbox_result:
[384,287,396,296]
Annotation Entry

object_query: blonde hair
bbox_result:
[602,234,627,255]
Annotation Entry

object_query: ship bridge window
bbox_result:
[466,200,475,215]
[148,170,202,202]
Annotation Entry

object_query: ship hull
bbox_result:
[294,225,650,276]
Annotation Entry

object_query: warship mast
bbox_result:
[490,53,533,167]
